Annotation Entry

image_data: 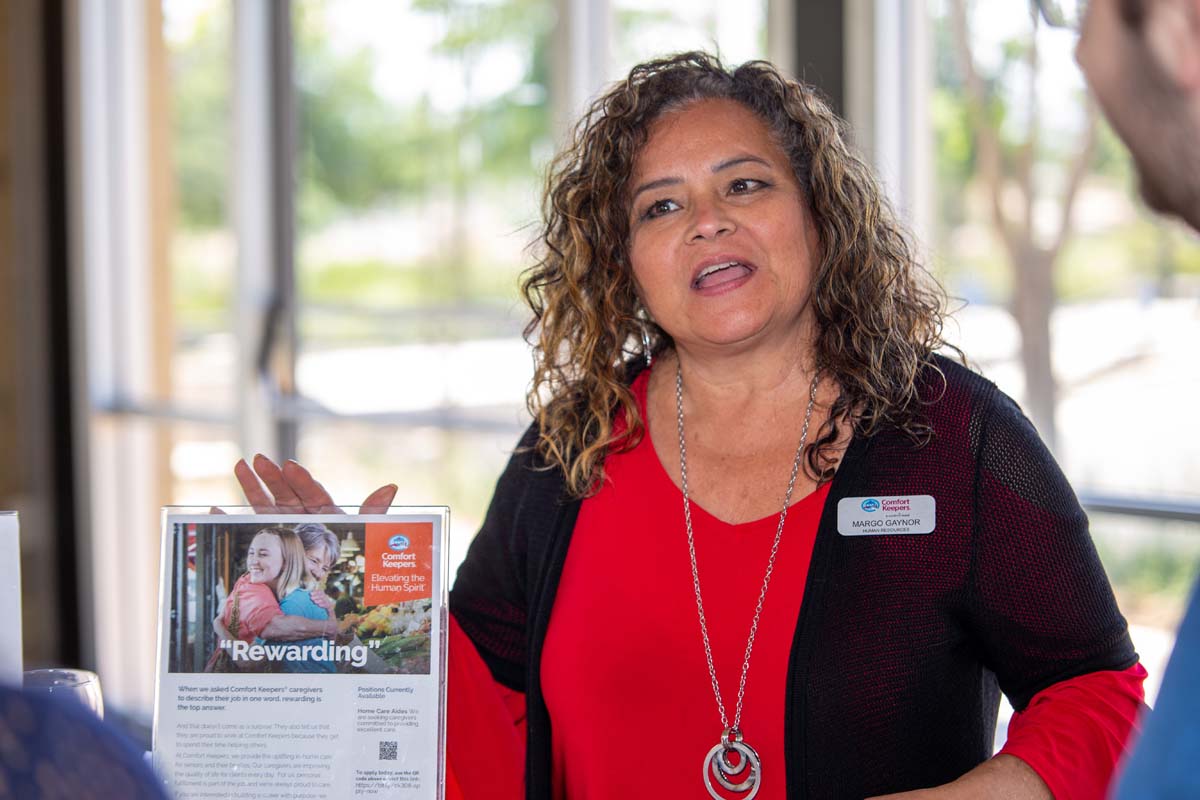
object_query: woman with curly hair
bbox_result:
[238,52,1144,799]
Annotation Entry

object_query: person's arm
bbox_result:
[447,613,525,799]
[259,612,339,642]
[870,663,1146,798]
[210,589,283,672]
[948,387,1140,798]
[212,595,231,639]
[998,664,1146,798]
[870,755,1050,800]
[213,617,233,641]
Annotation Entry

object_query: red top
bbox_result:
[541,402,827,800]
[999,662,1147,800]
[446,369,1145,799]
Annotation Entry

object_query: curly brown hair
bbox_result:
[521,51,953,497]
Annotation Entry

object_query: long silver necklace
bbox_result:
[675,361,819,800]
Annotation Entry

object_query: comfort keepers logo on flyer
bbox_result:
[364,522,433,606]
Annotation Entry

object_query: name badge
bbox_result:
[837,495,936,536]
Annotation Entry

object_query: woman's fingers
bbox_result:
[234,458,280,513]
[236,453,386,515]
[252,454,308,512]
[280,459,340,513]
[359,483,399,514]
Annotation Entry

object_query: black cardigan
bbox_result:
[450,355,1137,799]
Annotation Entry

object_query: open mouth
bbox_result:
[692,260,754,290]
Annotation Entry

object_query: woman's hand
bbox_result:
[210,616,254,672]
[212,618,232,642]
[234,454,397,514]
[311,589,335,613]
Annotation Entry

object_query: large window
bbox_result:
[73,0,766,719]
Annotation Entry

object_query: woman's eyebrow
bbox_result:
[630,154,773,203]
[712,154,771,173]
[630,176,681,203]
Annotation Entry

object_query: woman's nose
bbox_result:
[687,198,735,242]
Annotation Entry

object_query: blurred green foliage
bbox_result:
[169,0,553,232]
[293,0,553,229]
[1097,534,1200,627]
[170,4,232,229]
[1108,546,1200,600]
[299,257,517,307]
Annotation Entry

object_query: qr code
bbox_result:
[379,740,398,761]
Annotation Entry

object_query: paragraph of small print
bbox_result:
[354,768,421,795]
[379,740,398,761]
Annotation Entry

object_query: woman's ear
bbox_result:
[1144,0,1200,91]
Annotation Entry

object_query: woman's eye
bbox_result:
[643,199,678,219]
[730,178,762,194]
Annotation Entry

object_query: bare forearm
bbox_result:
[869,755,1051,800]
[259,614,336,641]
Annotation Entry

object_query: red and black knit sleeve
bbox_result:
[964,383,1138,710]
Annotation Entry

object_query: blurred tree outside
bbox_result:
[944,0,1095,450]
[933,0,1200,452]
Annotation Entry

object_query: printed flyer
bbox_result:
[153,510,447,800]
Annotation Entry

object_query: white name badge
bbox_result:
[837,495,936,536]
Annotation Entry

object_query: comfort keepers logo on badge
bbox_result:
[838,495,936,536]
[388,534,410,551]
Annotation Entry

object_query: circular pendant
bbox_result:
[702,730,761,799]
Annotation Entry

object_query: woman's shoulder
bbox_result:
[922,352,997,402]
[919,352,1021,419]
[496,418,571,498]
[508,359,647,476]
[232,575,276,600]
[908,352,1034,453]
[917,353,1049,459]
[279,586,317,607]
[279,585,306,600]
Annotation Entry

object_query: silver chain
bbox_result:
[675,361,819,734]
